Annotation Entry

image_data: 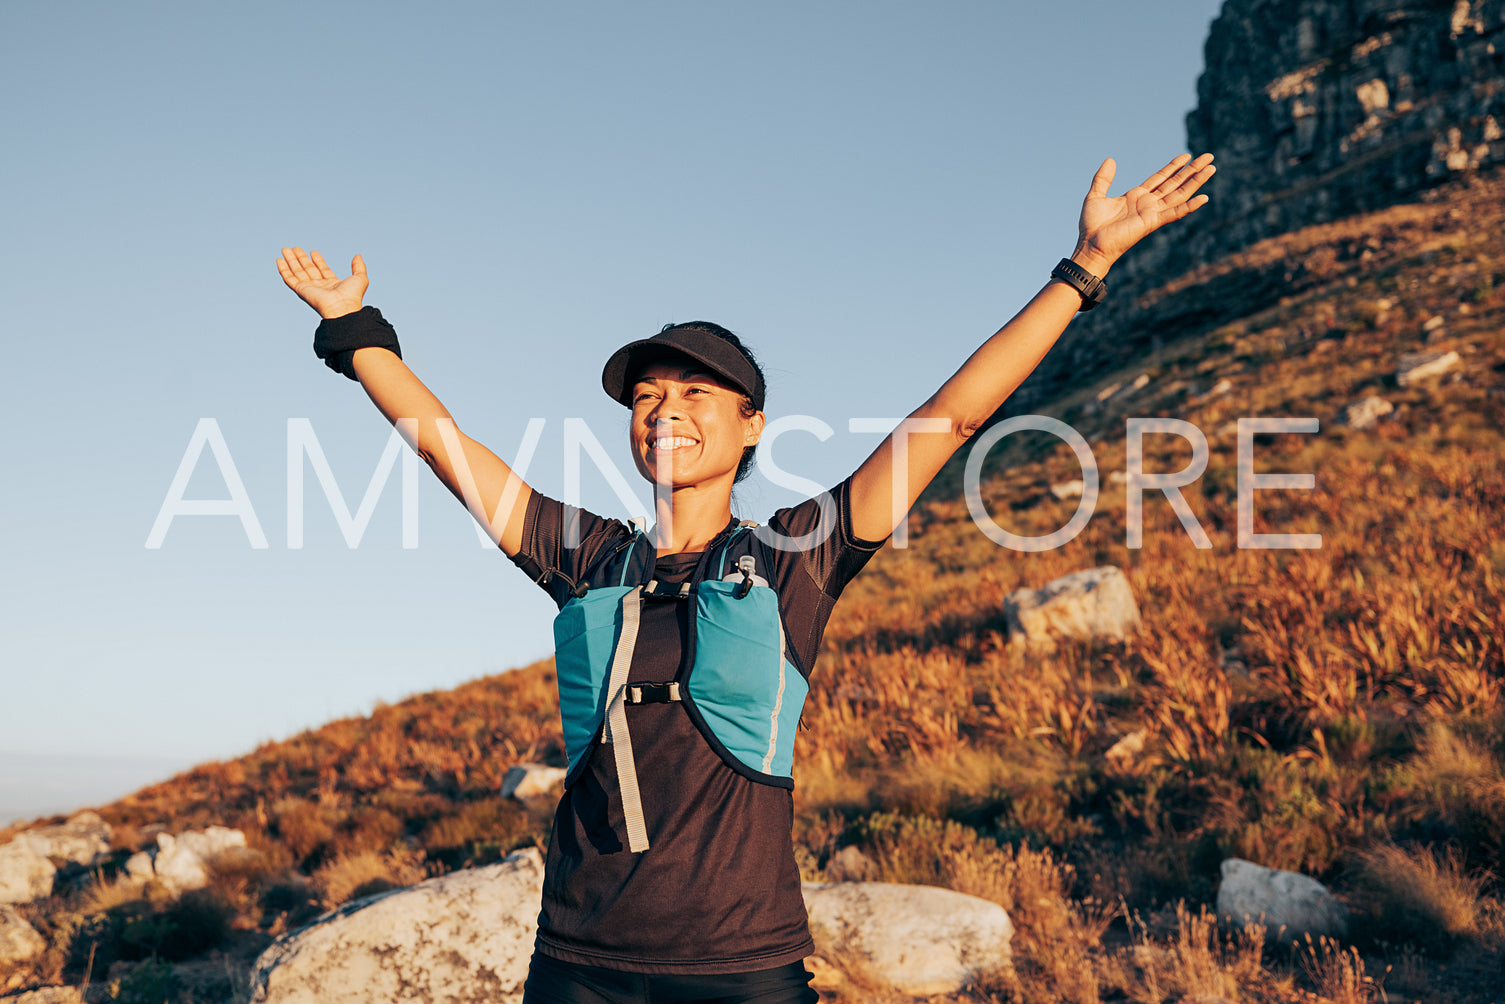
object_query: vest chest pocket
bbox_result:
[688,581,807,778]
[553,585,635,777]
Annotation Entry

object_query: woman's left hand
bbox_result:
[1073,152,1215,275]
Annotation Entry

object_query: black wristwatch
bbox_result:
[1051,257,1107,311]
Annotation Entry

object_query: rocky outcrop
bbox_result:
[251,848,544,1004]
[1216,857,1349,939]
[1186,0,1503,253]
[1003,566,1142,651]
[999,0,1503,419]
[802,882,1014,996]
[0,842,55,906]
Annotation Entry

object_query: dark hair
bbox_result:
[653,321,765,484]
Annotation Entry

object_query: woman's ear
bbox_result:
[744,410,766,447]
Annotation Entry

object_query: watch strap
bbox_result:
[1050,257,1107,312]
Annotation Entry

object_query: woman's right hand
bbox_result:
[277,247,369,319]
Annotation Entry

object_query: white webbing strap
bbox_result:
[604,585,650,852]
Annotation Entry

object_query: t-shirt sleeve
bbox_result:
[507,489,633,609]
[759,476,887,674]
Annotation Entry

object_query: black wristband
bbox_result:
[313,306,402,380]
[1050,258,1107,312]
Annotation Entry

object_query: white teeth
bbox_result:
[651,437,698,450]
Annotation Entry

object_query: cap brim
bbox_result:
[601,328,763,410]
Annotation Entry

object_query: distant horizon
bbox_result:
[0,750,195,827]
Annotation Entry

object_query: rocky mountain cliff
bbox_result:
[1004,0,1503,414]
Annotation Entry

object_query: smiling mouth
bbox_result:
[648,436,700,451]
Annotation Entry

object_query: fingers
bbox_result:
[1152,153,1215,199]
[352,254,367,277]
[1139,153,1195,194]
[279,246,313,285]
[1087,158,1116,199]
[309,249,337,281]
[1162,161,1217,212]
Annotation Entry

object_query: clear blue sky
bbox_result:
[0,0,1225,823]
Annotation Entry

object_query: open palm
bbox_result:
[277,247,369,320]
[1078,153,1215,265]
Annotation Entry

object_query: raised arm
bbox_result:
[847,152,1215,543]
[276,247,532,556]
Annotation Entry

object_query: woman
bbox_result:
[276,151,1214,1004]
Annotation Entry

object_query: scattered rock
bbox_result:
[1050,479,1085,500]
[136,827,248,893]
[803,881,1012,996]
[124,851,155,882]
[823,846,877,883]
[1108,470,1129,485]
[1095,381,1123,403]
[1396,350,1461,386]
[1422,315,1446,332]
[1,990,84,1004]
[0,841,55,905]
[1104,730,1148,774]
[1004,567,1142,651]
[15,813,112,868]
[251,848,545,1004]
[499,764,566,802]
[1205,378,1233,398]
[1130,372,1151,392]
[1216,858,1348,940]
[1343,395,1394,429]
[0,905,46,963]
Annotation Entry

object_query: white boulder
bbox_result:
[1216,858,1348,940]
[0,904,47,963]
[144,827,248,892]
[802,881,1013,996]
[1050,480,1085,500]
[251,848,545,1004]
[1004,566,1141,651]
[0,840,56,905]
[1396,350,1460,387]
[499,764,566,802]
[16,812,112,867]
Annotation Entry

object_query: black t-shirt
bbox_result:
[507,478,884,974]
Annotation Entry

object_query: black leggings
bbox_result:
[522,952,820,1004]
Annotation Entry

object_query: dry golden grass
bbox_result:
[1353,843,1489,947]
[313,845,427,908]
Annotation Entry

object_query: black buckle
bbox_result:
[642,579,691,601]
[624,681,682,705]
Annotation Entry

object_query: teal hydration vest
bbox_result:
[551,523,806,852]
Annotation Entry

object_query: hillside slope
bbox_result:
[5,167,1504,1002]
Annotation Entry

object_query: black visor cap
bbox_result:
[602,325,765,411]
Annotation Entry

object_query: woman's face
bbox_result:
[628,358,764,490]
